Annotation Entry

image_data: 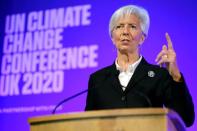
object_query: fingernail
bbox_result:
[165,32,168,36]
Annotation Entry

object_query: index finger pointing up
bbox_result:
[165,32,174,50]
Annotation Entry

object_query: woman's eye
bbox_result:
[116,25,123,29]
[130,25,137,29]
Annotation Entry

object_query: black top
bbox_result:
[85,57,195,127]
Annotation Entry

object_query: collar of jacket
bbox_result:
[109,57,151,93]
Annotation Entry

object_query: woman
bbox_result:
[85,5,194,127]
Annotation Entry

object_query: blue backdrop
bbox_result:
[0,0,196,131]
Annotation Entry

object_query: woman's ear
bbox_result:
[139,34,145,46]
[111,34,116,45]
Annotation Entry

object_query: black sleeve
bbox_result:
[85,75,96,111]
[163,73,195,127]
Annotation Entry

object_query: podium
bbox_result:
[28,108,186,131]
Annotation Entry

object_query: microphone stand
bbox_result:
[52,89,88,114]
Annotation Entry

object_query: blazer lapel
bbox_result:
[108,58,151,94]
[109,64,124,94]
[125,57,149,93]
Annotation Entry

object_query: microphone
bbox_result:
[133,90,152,107]
[52,89,88,114]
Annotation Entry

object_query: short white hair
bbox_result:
[109,5,150,37]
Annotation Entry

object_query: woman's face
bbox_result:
[111,14,145,54]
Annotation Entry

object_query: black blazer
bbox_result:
[85,57,194,127]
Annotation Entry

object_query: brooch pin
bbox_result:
[148,71,155,77]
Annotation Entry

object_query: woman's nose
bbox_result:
[122,27,130,35]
